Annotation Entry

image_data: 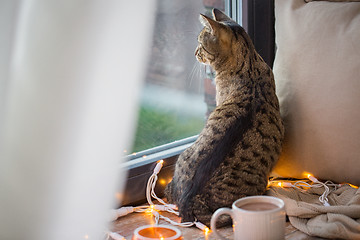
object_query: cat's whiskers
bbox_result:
[198,64,207,92]
[188,61,207,92]
[188,63,197,87]
[188,61,203,89]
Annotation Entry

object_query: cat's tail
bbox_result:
[178,101,257,222]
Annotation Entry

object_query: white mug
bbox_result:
[210,196,285,240]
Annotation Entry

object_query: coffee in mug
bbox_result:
[239,202,278,211]
[210,195,285,240]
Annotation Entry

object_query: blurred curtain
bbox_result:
[0,1,155,239]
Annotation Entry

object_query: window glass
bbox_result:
[131,0,225,153]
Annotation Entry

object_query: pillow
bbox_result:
[306,0,360,2]
[273,0,360,185]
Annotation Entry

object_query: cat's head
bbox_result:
[195,9,254,71]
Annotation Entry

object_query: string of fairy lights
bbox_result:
[268,174,340,207]
[106,160,209,240]
[106,159,358,239]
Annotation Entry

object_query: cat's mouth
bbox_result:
[195,44,214,63]
[195,46,205,63]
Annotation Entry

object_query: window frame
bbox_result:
[242,0,275,68]
[120,0,275,207]
[121,136,197,205]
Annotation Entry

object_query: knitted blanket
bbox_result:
[267,185,360,239]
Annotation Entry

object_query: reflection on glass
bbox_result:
[132,0,225,153]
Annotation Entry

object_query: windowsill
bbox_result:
[110,207,233,239]
[120,136,197,206]
[118,137,327,239]
[110,202,324,240]
[123,135,197,171]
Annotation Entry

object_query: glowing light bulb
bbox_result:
[195,222,208,231]
[146,205,156,215]
[159,179,167,185]
[306,173,318,183]
[204,227,210,240]
[302,172,313,179]
[277,182,282,187]
[84,234,89,239]
[349,183,359,189]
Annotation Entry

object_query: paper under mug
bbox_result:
[210,196,285,240]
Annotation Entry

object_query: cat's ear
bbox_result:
[212,8,232,22]
[199,14,221,34]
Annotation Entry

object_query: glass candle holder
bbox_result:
[132,225,182,240]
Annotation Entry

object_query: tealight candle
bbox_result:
[132,225,182,240]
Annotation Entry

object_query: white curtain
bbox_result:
[0,1,156,239]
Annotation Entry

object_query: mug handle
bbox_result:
[210,207,234,240]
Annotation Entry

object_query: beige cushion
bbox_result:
[306,0,360,2]
[273,0,360,185]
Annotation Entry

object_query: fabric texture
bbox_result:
[268,185,360,239]
[273,0,360,185]
[306,0,360,2]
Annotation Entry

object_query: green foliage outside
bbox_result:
[132,106,204,153]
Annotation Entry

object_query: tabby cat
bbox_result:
[164,9,284,227]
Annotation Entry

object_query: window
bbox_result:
[131,0,227,154]
[121,0,275,206]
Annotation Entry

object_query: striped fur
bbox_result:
[164,9,284,227]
